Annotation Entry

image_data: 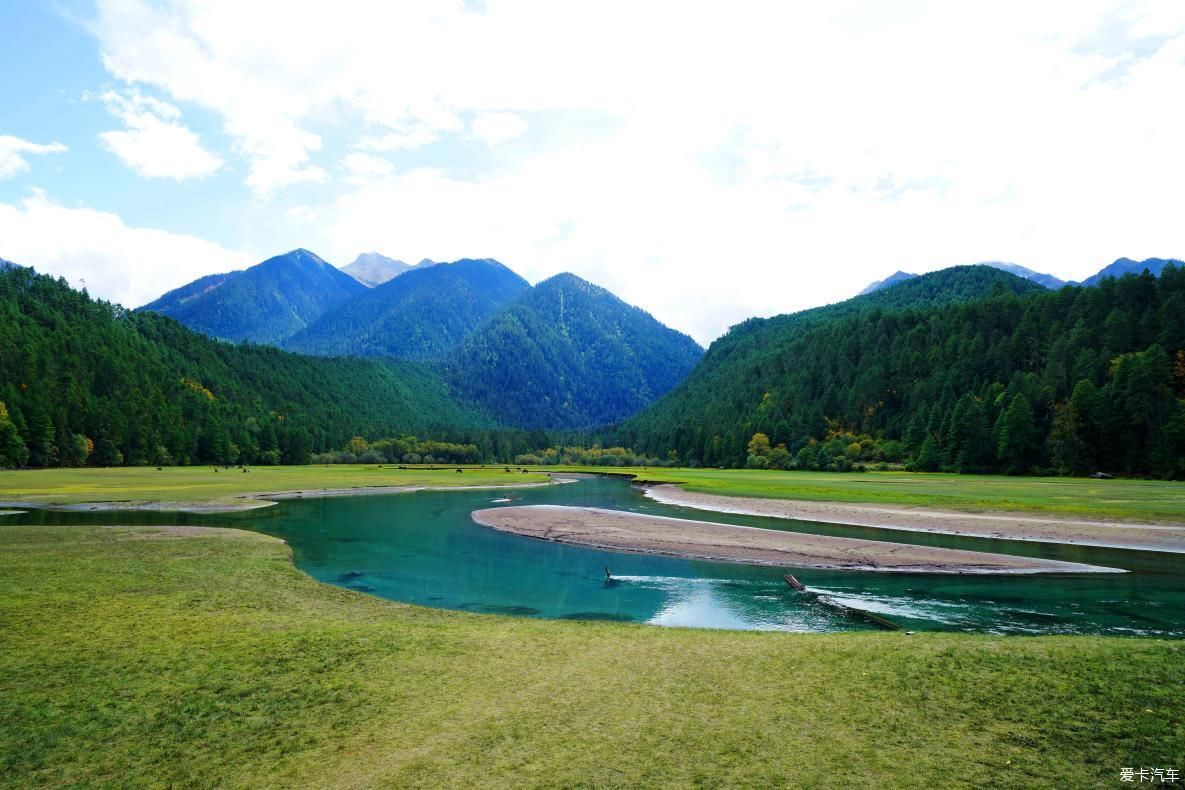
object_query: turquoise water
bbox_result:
[12,476,1185,635]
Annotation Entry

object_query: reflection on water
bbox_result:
[11,476,1185,636]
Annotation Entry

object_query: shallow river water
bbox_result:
[12,475,1185,635]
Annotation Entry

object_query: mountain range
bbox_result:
[446,273,704,429]
[622,262,1185,477]
[860,262,1066,294]
[3,249,1181,474]
[285,258,530,360]
[859,257,1177,296]
[139,250,703,430]
[140,249,365,344]
[1079,257,1183,286]
[0,261,484,468]
[862,259,1185,296]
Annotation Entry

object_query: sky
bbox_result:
[1,0,1183,344]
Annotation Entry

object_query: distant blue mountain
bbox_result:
[1078,257,1182,286]
[139,249,366,344]
[858,270,916,295]
[859,262,1065,295]
[340,252,438,287]
[0,257,23,270]
[980,262,1066,289]
[284,258,531,360]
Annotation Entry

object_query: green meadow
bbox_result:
[0,465,548,508]
[2,523,1181,787]
[3,466,1182,524]
[543,467,1185,523]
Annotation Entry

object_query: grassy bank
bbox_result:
[2,523,1181,787]
[6,465,1181,524]
[0,465,548,508]
[540,467,1185,523]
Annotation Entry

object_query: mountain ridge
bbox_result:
[139,248,365,344]
[445,272,704,429]
[284,258,530,360]
[1080,257,1182,286]
[621,261,1185,478]
[340,253,440,287]
[860,257,1181,296]
[859,262,1065,295]
[0,263,486,467]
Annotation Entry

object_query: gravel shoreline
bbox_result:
[644,485,1185,554]
[472,505,1122,574]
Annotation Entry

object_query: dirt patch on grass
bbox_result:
[0,480,561,514]
[104,525,267,540]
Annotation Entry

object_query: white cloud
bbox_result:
[285,204,317,223]
[0,135,67,179]
[0,191,250,308]
[471,112,527,145]
[95,89,223,180]
[89,0,1185,340]
[356,126,441,152]
[340,152,394,184]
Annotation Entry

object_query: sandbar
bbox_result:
[644,485,1185,554]
[471,505,1121,574]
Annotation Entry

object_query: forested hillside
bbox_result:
[446,273,703,429]
[284,259,529,360]
[859,262,1065,295]
[139,249,365,344]
[0,266,487,468]
[621,266,1185,478]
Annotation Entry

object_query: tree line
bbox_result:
[0,266,503,468]
[620,266,1185,478]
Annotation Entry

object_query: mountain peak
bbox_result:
[447,271,703,429]
[274,248,329,265]
[284,255,531,360]
[858,270,917,295]
[1080,256,1182,286]
[341,252,410,287]
[979,262,1066,289]
[139,248,365,344]
[860,261,1067,295]
[538,271,593,288]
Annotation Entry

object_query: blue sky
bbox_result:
[2,1,1183,342]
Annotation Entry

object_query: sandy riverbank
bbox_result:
[471,505,1121,574]
[644,485,1185,554]
[0,480,568,514]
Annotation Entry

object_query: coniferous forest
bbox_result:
[620,265,1185,478]
[4,260,1185,478]
[0,265,495,467]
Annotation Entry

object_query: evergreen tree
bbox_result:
[0,402,28,468]
[998,394,1040,474]
[948,394,991,472]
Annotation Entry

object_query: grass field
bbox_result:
[0,465,548,507]
[1,523,1181,787]
[536,467,1185,523]
[4,465,1183,525]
